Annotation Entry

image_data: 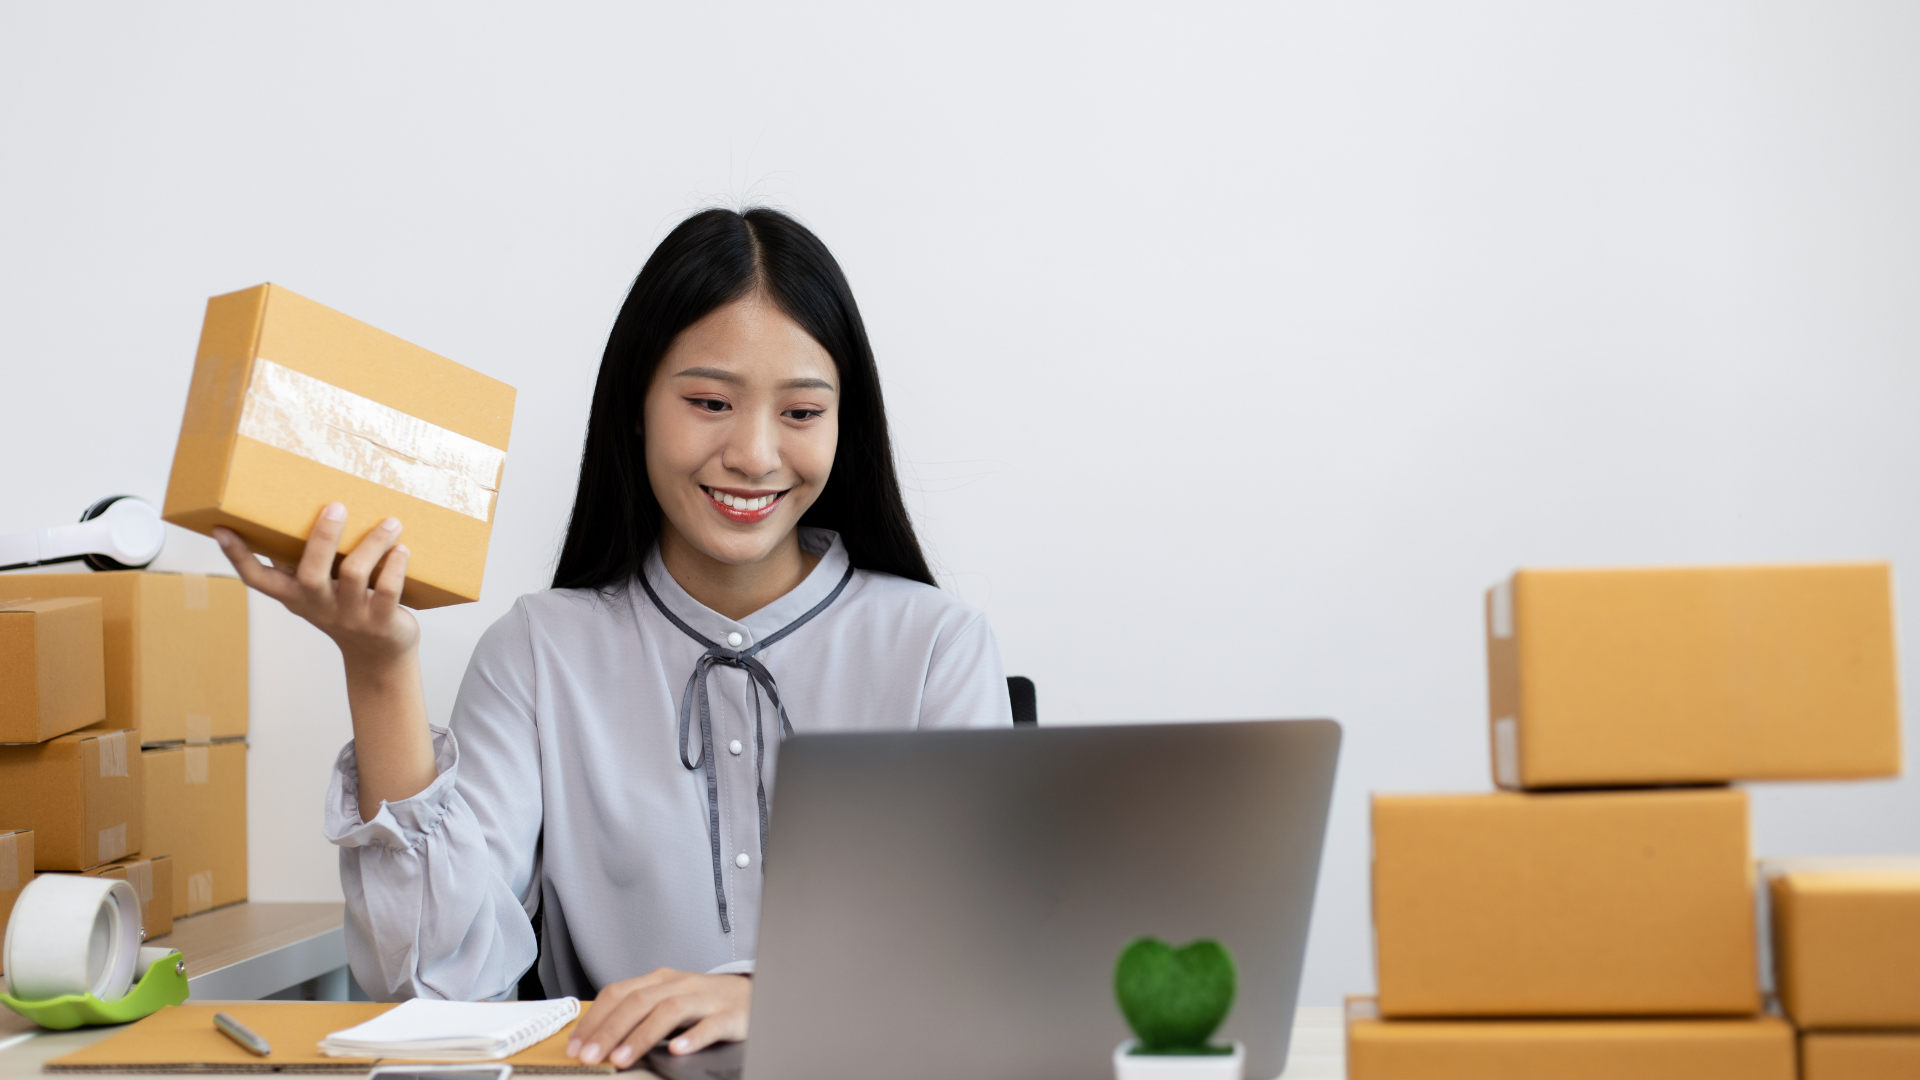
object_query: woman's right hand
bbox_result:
[214,502,438,820]
[213,502,417,666]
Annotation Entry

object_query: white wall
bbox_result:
[3,2,1916,1007]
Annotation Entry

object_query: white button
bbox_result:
[728,739,743,755]
[726,632,743,647]
[735,853,751,869]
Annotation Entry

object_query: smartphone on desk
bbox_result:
[366,1066,513,1080]
[643,1040,743,1080]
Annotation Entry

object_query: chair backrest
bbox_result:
[1006,676,1037,727]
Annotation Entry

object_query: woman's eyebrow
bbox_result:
[671,368,833,392]
[673,366,740,382]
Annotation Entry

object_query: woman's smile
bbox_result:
[702,485,788,523]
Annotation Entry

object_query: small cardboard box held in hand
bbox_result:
[0,829,33,973]
[142,741,245,916]
[1372,788,1758,1018]
[0,597,106,743]
[1486,563,1901,788]
[163,283,516,609]
[1766,859,1920,1029]
[1345,998,1794,1080]
[0,573,245,746]
[0,730,143,871]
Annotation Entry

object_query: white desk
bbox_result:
[0,1006,1346,1079]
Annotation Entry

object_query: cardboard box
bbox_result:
[1802,1032,1920,1080]
[81,853,174,939]
[1372,787,1757,1017]
[1486,563,1901,788]
[0,572,245,746]
[0,729,142,871]
[0,597,106,743]
[1345,997,1794,1080]
[0,829,32,973]
[162,283,516,609]
[1767,860,1920,1028]
[141,741,246,916]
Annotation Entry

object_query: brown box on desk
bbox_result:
[85,853,174,939]
[142,741,246,916]
[1486,563,1901,788]
[1344,998,1794,1080]
[0,729,142,870]
[1767,861,1920,1028]
[162,282,516,609]
[0,572,246,746]
[0,829,32,973]
[1372,787,1758,1017]
[1802,1032,1920,1080]
[0,597,106,744]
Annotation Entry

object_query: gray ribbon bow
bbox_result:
[637,564,855,933]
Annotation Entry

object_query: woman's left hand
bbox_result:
[566,969,750,1069]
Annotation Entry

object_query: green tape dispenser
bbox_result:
[1,875,190,1029]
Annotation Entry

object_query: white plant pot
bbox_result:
[1112,1040,1245,1080]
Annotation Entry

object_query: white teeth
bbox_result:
[712,491,779,512]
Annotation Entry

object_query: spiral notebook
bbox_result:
[320,998,582,1060]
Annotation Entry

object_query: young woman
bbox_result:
[214,208,1013,1068]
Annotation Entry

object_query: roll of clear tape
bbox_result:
[2,875,143,1002]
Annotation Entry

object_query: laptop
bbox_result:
[651,719,1341,1080]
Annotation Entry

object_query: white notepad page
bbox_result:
[320,997,582,1060]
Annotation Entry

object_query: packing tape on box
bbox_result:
[97,824,127,864]
[186,872,213,915]
[0,832,17,892]
[236,357,505,521]
[1493,717,1520,790]
[182,572,209,610]
[2,874,143,1002]
[97,731,128,778]
[185,745,210,784]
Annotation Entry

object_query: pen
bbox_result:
[213,1012,271,1057]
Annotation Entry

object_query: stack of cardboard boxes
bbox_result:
[0,570,248,965]
[1348,563,1906,1079]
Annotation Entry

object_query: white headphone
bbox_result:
[0,496,167,573]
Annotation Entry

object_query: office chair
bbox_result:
[1007,676,1037,727]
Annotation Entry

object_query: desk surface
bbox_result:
[1,902,347,1044]
[0,1007,1347,1079]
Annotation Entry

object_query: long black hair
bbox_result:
[551,208,935,592]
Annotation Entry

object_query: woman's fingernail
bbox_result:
[611,1047,635,1067]
[671,1038,690,1052]
[581,1043,600,1064]
[381,517,401,532]
[566,1040,580,1058]
[323,503,347,521]
[393,544,409,556]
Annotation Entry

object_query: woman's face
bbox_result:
[642,293,841,568]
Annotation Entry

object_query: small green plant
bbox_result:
[1113,937,1237,1056]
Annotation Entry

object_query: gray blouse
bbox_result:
[324,529,1013,1002]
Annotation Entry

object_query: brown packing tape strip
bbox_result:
[0,832,16,892]
[45,1003,614,1074]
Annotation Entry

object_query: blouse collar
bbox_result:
[636,528,851,652]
